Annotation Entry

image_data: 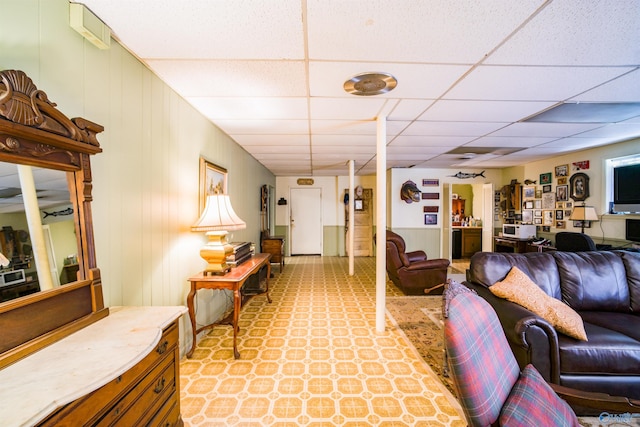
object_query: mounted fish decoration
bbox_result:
[524,179,537,185]
[400,180,421,204]
[449,171,485,179]
[43,207,74,218]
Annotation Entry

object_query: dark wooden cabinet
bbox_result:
[461,228,482,258]
[262,236,284,272]
[494,236,528,253]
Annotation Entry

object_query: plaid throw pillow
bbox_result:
[500,364,579,427]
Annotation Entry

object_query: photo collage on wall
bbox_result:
[506,160,591,232]
[421,179,440,225]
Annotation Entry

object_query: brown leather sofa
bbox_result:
[380,230,449,295]
[464,250,640,401]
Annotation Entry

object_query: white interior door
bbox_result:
[290,188,322,255]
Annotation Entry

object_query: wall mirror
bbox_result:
[0,69,105,368]
[0,162,78,303]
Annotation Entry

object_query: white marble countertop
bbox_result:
[0,305,187,427]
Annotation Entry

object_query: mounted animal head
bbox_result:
[400,180,421,204]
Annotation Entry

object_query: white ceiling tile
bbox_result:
[187,98,308,120]
[312,135,376,146]
[570,123,640,140]
[390,135,474,147]
[307,0,545,63]
[446,66,635,101]
[389,100,434,121]
[222,120,308,135]
[310,98,387,120]
[486,0,640,66]
[82,0,304,59]
[420,100,555,122]
[572,70,640,103]
[465,136,556,147]
[148,60,307,97]
[488,122,603,138]
[404,121,506,136]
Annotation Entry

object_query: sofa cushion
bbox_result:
[553,251,630,312]
[580,311,640,341]
[559,320,640,375]
[469,252,562,299]
[500,364,579,427]
[616,250,640,312]
[490,266,587,341]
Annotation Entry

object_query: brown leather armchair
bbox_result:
[380,230,450,295]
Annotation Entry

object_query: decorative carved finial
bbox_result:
[0,69,102,147]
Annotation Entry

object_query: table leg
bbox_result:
[186,285,197,358]
[265,262,272,303]
[233,287,241,359]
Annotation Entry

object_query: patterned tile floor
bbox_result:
[180,256,465,426]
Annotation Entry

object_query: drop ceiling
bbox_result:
[77,0,640,176]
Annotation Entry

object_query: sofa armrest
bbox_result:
[406,258,450,270]
[406,250,427,262]
[465,281,561,383]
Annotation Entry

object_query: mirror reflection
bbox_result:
[0,162,77,302]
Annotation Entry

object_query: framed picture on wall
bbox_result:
[540,172,552,184]
[424,214,438,225]
[556,184,569,202]
[199,157,227,212]
[555,164,569,177]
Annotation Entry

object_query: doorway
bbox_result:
[290,188,323,255]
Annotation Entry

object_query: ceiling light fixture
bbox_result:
[344,72,397,96]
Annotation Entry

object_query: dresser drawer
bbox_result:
[96,351,176,426]
[38,322,179,426]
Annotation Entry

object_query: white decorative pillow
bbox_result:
[490,266,587,341]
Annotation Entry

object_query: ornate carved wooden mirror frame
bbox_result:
[0,70,106,368]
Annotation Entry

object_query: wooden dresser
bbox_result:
[262,236,285,272]
[0,306,186,427]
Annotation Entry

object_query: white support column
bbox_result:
[376,116,387,333]
[348,160,355,276]
[18,165,55,291]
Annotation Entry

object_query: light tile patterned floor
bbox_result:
[180,256,464,426]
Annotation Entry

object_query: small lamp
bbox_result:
[192,194,246,275]
[569,204,599,234]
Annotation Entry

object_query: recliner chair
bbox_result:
[555,232,597,252]
[379,230,449,295]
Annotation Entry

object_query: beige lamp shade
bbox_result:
[192,195,246,274]
[569,206,598,221]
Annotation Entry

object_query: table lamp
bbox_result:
[192,194,246,274]
[569,204,598,234]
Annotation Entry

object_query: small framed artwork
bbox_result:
[354,199,364,211]
[555,164,569,177]
[542,226,551,232]
[424,214,438,225]
[522,210,533,223]
[573,220,591,229]
[556,184,568,201]
[534,209,542,217]
[565,201,573,209]
[524,200,534,209]
[564,209,572,217]
[523,186,536,199]
[556,210,564,220]
[556,202,564,209]
[534,199,542,209]
[535,189,542,199]
[423,206,439,213]
[569,172,590,202]
[556,220,566,229]
[422,192,440,200]
[542,193,555,209]
[534,218,542,225]
[540,172,552,185]
[199,157,227,212]
[515,213,523,221]
[543,210,554,226]
[543,184,552,193]
[422,178,439,186]
[557,177,567,185]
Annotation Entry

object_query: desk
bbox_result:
[494,236,528,253]
[187,253,272,359]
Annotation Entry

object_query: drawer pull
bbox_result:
[154,377,166,393]
[156,340,169,354]
[115,375,123,384]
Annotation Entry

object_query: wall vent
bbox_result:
[70,3,111,50]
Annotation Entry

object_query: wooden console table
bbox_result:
[494,236,529,253]
[187,253,272,359]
